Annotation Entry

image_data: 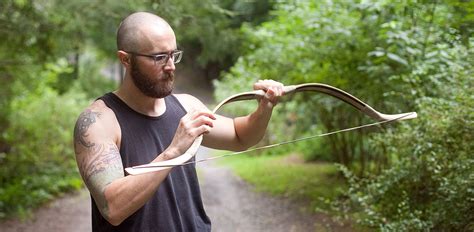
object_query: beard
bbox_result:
[130,57,174,98]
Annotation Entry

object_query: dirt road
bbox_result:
[198,148,346,232]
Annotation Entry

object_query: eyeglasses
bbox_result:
[126,50,183,66]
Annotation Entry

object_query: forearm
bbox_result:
[103,166,171,225]
[233,105,273,150]
[89,150,174,226]
[202,80,283,151]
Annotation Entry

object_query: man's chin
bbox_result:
[143,83,174,98]
[158,87,173,98]
[131,71,175,98]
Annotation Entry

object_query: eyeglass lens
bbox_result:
[155,51,182,65]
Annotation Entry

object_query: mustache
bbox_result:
[163,71,175,80]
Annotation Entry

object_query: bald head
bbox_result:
[117,12,174,52]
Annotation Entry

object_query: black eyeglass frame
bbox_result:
[125,50,183,66]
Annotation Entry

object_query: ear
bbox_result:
[117,50,131,68]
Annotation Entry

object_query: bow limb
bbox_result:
[125,83,417,175]
[284,83,417,121]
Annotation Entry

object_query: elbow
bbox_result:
[231,134,264,152]
[108,218,123,227]
[231,140,254,152]
[105,209,125,226]
[97,196,125,226]
[240,143,253,152]
[90,197,124,226]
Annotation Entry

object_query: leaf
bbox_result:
[368,50,385,57]
[387,52,408,66]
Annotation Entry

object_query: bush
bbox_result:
[340,43,474,231]
[0,89,89,219]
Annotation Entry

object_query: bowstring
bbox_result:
[137,112,415,169]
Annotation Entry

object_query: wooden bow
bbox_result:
[125,83,417,175]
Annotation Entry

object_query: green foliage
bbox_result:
[216,0,474,230]
[341,90,474,230]
[0,1,116,217]
[0,0,126,149]
[0,171,83,219]
[0,88,89,219]
[339,40,474,231]
[71,48,117,99]
[150,0,274,79]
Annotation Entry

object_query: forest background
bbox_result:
[0,0,472,231]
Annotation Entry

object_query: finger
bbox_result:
[253,81,267,91]
[265,87,275,98]
[182,109,203,123]
[267,87,282,105]
[253,79,284,93]
[254,79,275,90]
[190,110,216,120]
[272,85,282,97]
[192,125,212,136]
[262,88,277,106]
[190,115,215,128]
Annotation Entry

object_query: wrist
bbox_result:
[162,147,180,161]
[257,100,274,115]
[251,104,272,124]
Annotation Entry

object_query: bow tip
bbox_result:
[405,112,418,120]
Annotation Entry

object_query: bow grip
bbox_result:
[254,85,297,97]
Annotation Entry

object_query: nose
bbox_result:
[163,56,175,71]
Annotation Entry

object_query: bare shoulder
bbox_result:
[173,93,209,112]
[74,99,120,148]
[89,99,115,119]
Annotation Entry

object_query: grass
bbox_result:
[217,152,347,213]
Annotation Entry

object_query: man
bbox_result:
[74,12,284,231]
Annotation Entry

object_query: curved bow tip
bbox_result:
[405,112,417,120]
[378,111,417,121]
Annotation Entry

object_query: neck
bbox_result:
[115,75,167,117]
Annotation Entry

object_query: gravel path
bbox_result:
[197,147,351,232]
[0,147,351,232]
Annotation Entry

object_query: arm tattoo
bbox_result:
[74,109,124,219]
[80,142,124,220]
[74,109,101,148]
[82,142,124,183]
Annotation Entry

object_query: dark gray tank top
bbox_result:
[92,92,211,232]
